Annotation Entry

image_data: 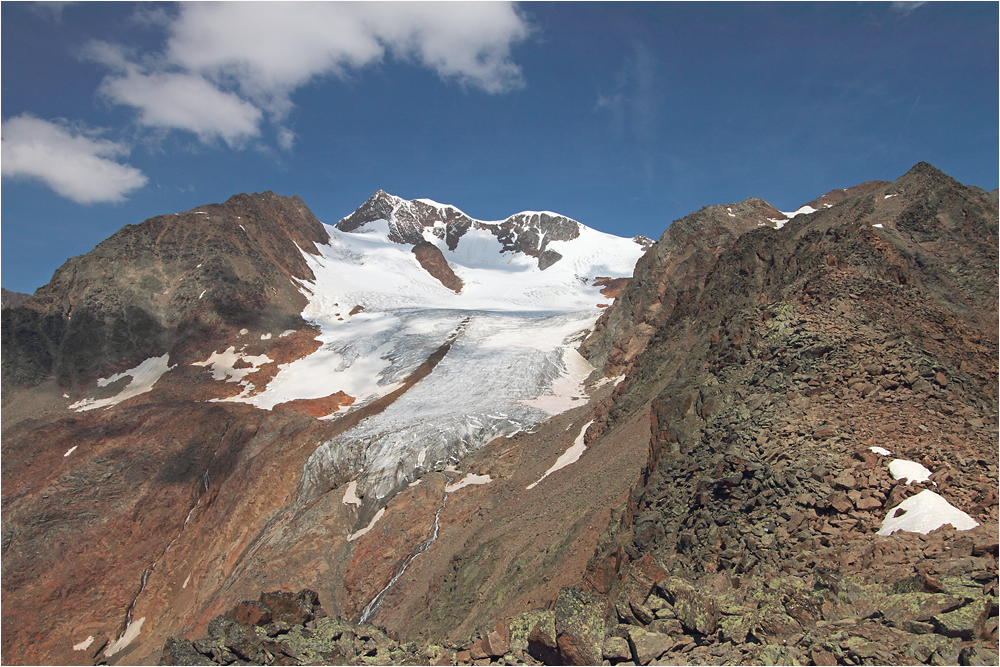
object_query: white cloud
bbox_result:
[1,114,147,204]
[99,67,262,147]
[85,2,530,147]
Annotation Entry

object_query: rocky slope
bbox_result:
[0,287,30,310]
[1,191,328,395]
[2,163,996,667]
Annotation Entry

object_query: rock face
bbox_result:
[576,161,999,664]
[3,163,998,667]
[580,196,790,375]
[412,241,464,293]
[1,191,328,394]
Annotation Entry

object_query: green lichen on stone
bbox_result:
[508,610,555,653]
[934,600,984,639]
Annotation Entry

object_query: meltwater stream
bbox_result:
[358,492,448,624]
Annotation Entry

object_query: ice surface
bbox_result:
[869,446,891,456]
[519,346,594,415]
[64,446,78,457]
[878,489,979,535]
[889,459,933,485]
[69,355,174,412]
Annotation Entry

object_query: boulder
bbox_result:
[259,589,319,625]
[482,630,509,657]
[555,587,607,666]
[602,636,632,662]
[625,626,673,665]
[661,577,719,635]
[160,638,205,666]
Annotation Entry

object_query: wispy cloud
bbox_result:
[595,42,659,144]
[276,127,296,152]
[1,114,147,204]
[86,2,532,147]
[890,2,927,16]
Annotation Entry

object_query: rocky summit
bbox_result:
[1,163,997,667]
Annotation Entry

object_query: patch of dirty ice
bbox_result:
[526,420,593,490]
[105,617,144,657]
[348,508,386,542]
[444,473,492,493]
[518,346,594,416]
[342,480,362,506]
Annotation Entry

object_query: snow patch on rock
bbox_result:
[878,489,980,535]
[444,473,492,493]
[348,508,386,542]
[889,459,933,485]
[69,354,174,412]
[342,480,362,507]
[105,617,145,658]
[526,420,593,490]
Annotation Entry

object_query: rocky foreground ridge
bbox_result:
[2,163,997,667]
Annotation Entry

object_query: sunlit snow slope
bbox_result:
[232,194,646,507]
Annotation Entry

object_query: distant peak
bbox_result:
[907,161,946,178]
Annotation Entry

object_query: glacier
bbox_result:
[226,197,647,514]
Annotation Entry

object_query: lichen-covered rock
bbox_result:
[661,577,719,635]
[602,635,631,661]
[555,587,607,666]
[624,626,673,665]
[160,637,206,666]
[933,599,988,639]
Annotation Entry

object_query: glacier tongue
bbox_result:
[241,213,645,517]
[299,309,597,505]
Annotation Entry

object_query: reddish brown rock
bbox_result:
[272,390,355,417]
[412,241,463,293]
[481,630,509,657]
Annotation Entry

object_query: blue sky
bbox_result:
[2,1,997,294]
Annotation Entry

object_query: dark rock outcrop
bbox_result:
[412,241,464,292]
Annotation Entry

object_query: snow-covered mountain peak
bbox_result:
[336,192,623,271]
